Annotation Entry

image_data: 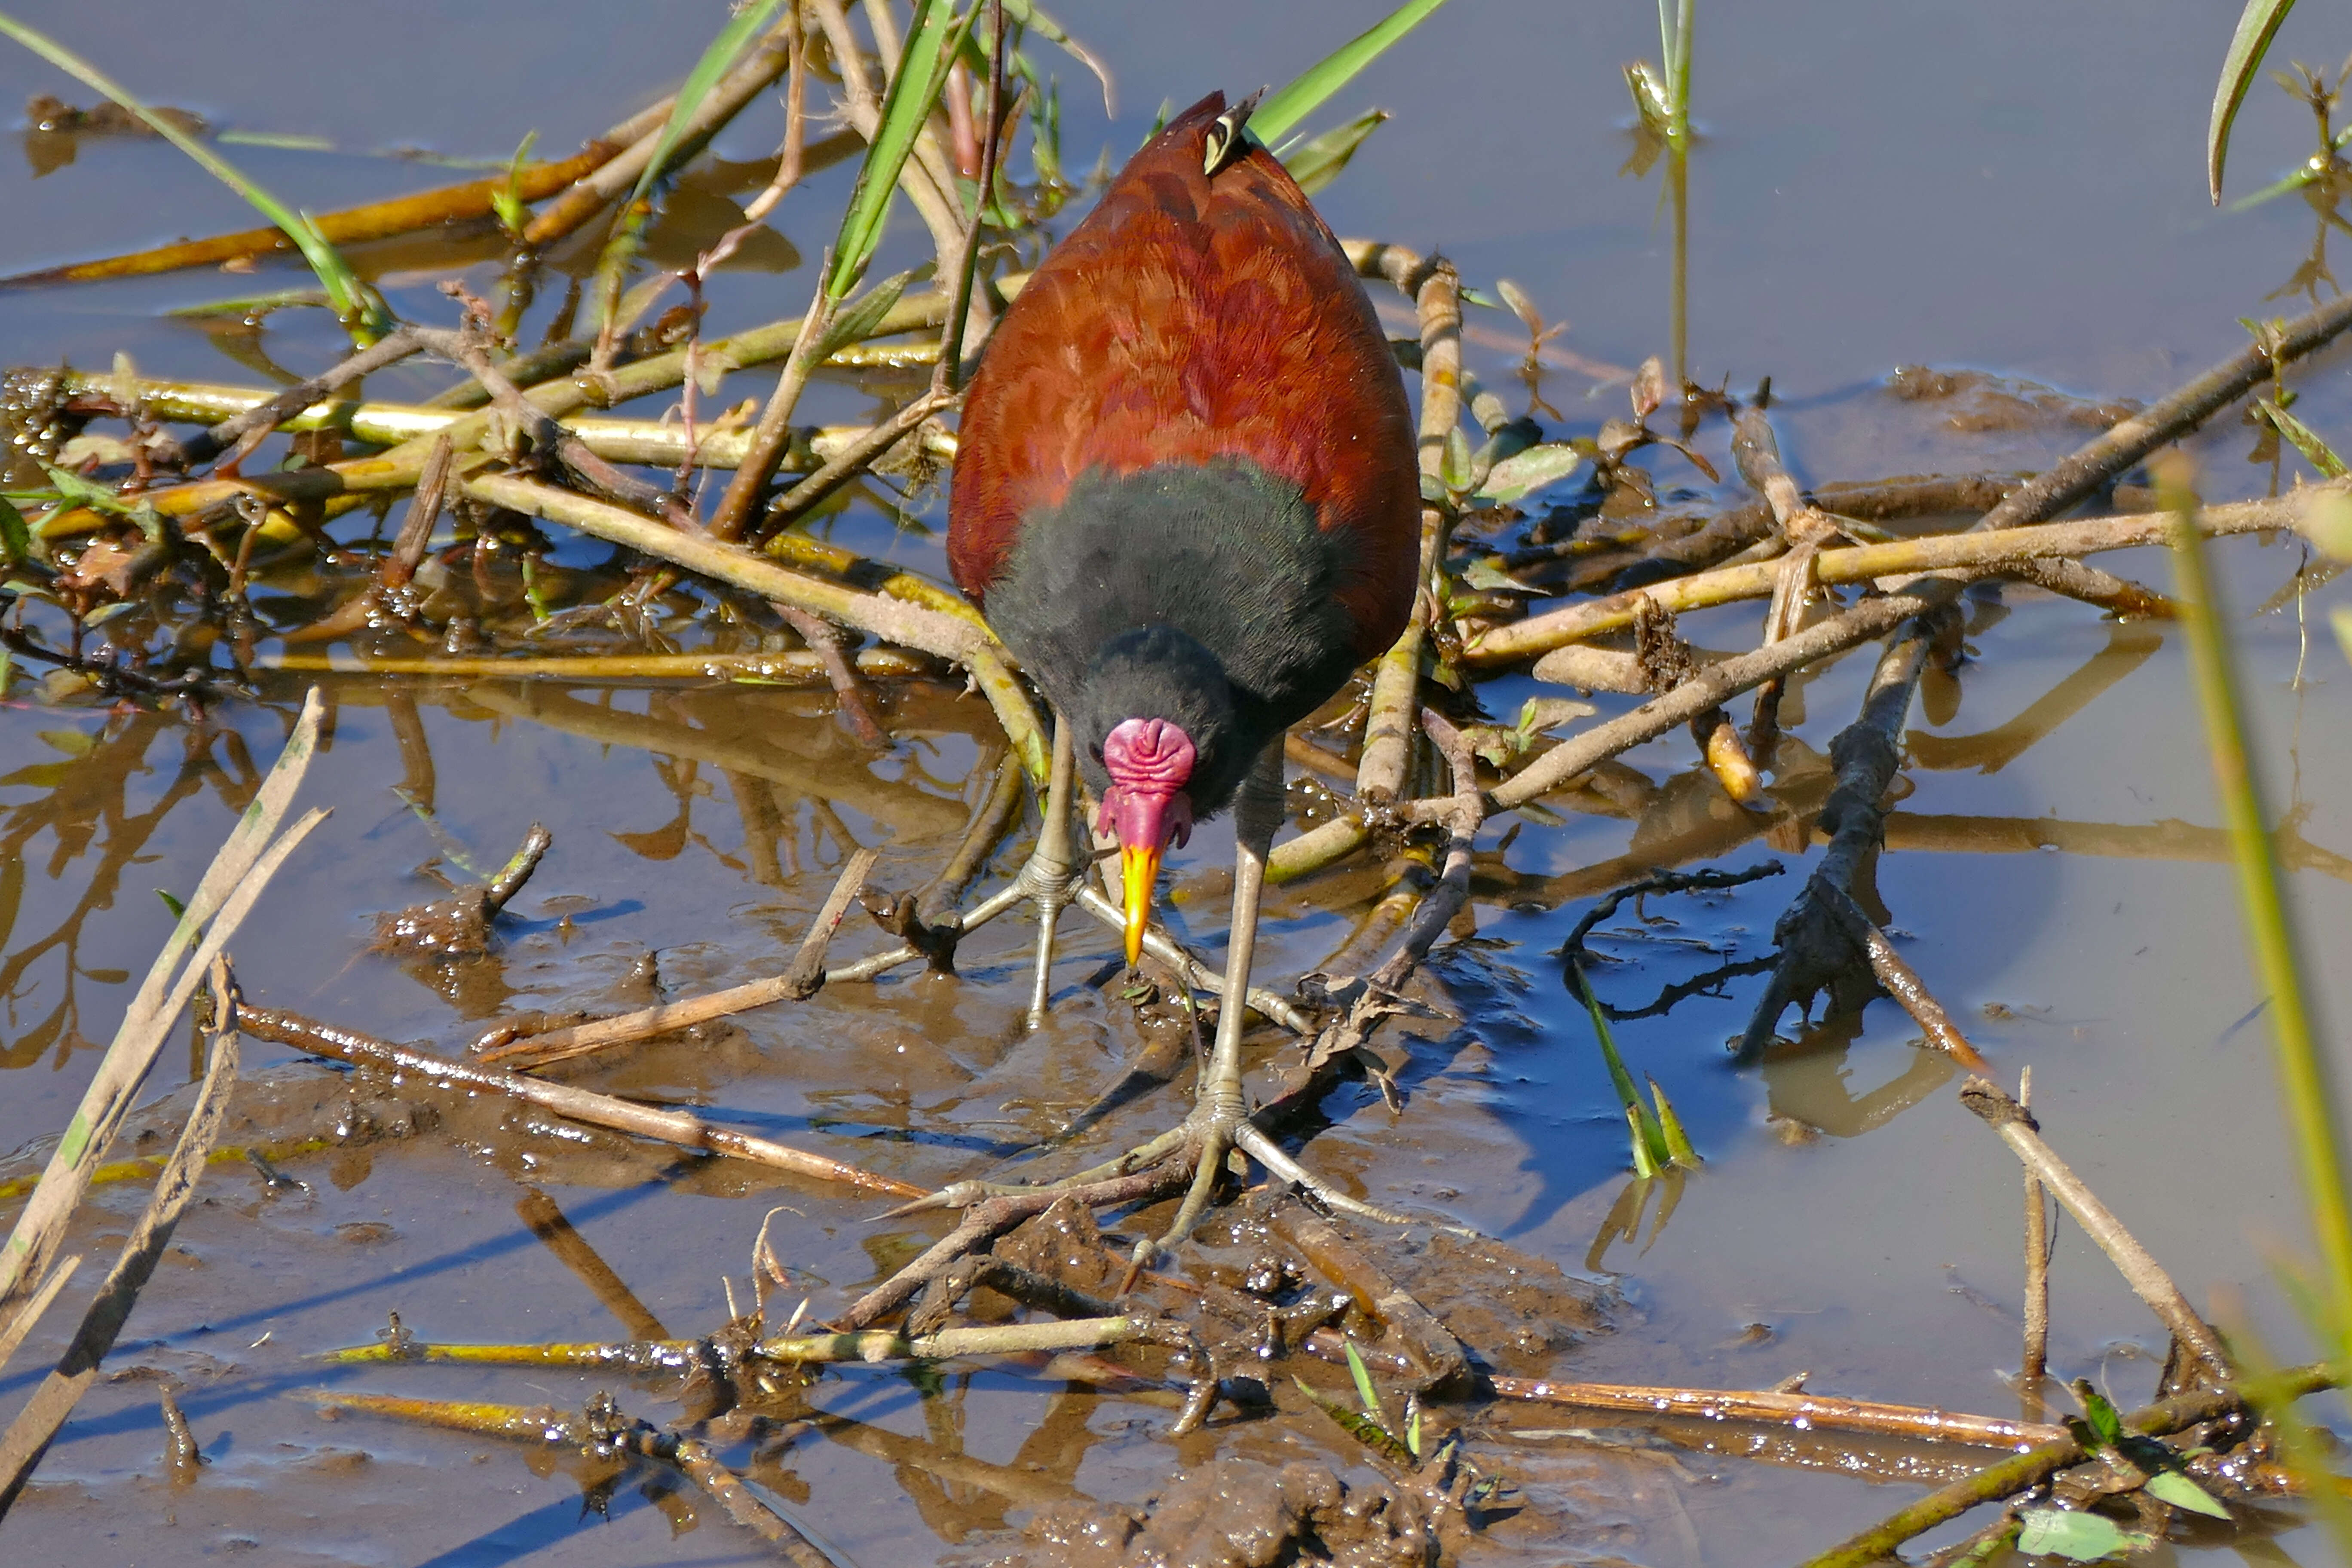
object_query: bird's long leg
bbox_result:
[1133,740,1284,1259]
[1014,717,1085,1028]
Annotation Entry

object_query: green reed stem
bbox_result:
[2161,460,2352,1351]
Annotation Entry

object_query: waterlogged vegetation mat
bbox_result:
[3,2,2352,1564]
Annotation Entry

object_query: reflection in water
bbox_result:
[1754,1014,1960,1140]
[0,711,262,1069]
[1906,621,2163,774]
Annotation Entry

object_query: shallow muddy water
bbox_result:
[4,1,2352,1564]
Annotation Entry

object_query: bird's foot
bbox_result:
[1008,831,1093,1027]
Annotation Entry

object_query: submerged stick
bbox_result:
[1957,1075,2231,1379]
[2021,1066,2050,1391]
[0,103,669,289]
[235,1004,923,1199]
[1858,923,1991,1070]
[1490,1373,2065,1451]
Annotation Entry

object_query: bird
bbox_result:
[945,90,1420,1252]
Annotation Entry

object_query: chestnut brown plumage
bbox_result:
[951,89,1415,952]
[945,92,1421,1256]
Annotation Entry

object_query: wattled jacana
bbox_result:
[947,91,1419,1250]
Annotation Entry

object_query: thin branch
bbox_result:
[236,1004,924,1199]
[1957,1075,2232,1380]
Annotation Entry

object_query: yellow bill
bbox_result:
[1120,842,1162,967]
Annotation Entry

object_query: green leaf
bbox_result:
[2255,399,2349,478]
[829,0,973,298]
[156,888,187,921]
[1475,442,1586,505]
[0,11,388,340]
[2071,1380,2126,1449]
[1441,427,1474,493]
[1626,1104,1660,1178]
[1572,959,1669,1168]
[1461,559,1529,593]
[1406,1404,1421,1458]
[1344,1339,1385,1422]
[37,728,94,756]
[2143,1468,2232,1519]
[1253,0,1452,148]
[492,129,539,236]
[0,644,12,698]
[1649,1075,1701,1167]
[628,0,786,217]
[2015,1506,2153,1561]
[1280,108,1388,197]
[816,265,928,363]
[80,600,140,628]
[996,0,1112,113]
[2208,0,2297,202]
[0,494,31,568]
[1292,1376,1414,1466]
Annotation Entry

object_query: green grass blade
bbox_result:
[2255,398,2349,478]
[2159,459,2352,1357]
[2207,0,2296,202]
[1343,1340,1385,1422]
[1253,0,1451,150]
[628,0,787,215]
[1648,1075,1701,1168]
[2222,127,2352,212]
[1571,960,1670,1167]
[0,11,386,340]
[815,266,927,363]
[1626,1105,1660,1179]
[996,0,1112,113]
[1280,108,1388,197]
[828,0,972,299]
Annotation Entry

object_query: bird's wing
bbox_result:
[949,92,1419,661]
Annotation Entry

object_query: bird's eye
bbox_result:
[1089,745,1103,763]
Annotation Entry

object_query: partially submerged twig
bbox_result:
[1957,1075,2232,1381]
[2021,1066,2051,1393]
[236,1003,924,1199]
[479,846,879,1070]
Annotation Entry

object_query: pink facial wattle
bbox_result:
[1098,717,1196,850]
